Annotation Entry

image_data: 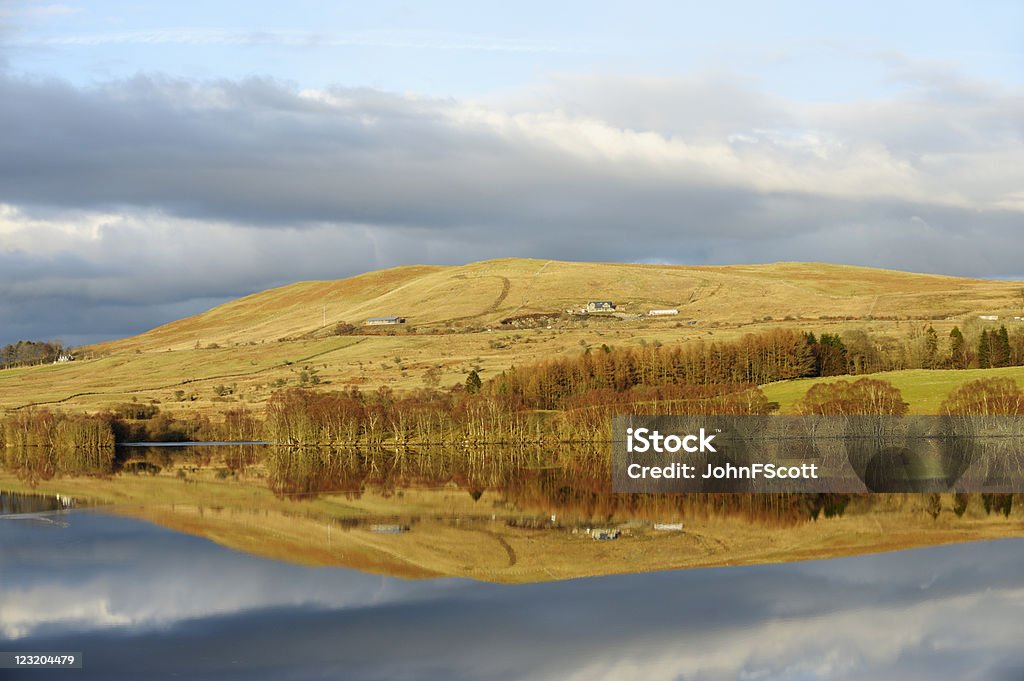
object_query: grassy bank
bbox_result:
[763,366,1024,414]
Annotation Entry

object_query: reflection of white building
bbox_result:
[369,524,408,533]
[653,522,683,531]
[364,316,406,326]
[589,528,620,540]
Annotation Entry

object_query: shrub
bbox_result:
[796,378,908,415]
[941,377,1024,415]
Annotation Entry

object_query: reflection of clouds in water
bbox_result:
[559,589,1024,681]
[0,513,466,640]
[1,512,1022,681]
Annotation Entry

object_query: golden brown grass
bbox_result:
[3,258,1024,416]
[90,258,1024,352]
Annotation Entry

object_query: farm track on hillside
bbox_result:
[486,276,512,313]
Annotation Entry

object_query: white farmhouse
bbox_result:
[364,316,406,326]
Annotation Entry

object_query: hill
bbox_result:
[2,258,1024,414]
[93,258,1024,352]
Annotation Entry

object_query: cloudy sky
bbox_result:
[0,1,1022,346]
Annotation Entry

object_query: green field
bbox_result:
[762,366,1024,414]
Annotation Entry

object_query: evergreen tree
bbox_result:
[993,325,1011,367]
[804,332,820,376]
[465,369,483,394]
[923,325,938,369]
[977,329,991,369]
[816,333,848,376]
[948,326,966,369]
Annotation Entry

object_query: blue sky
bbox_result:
[6,1,1022,98]
[0,1,1022,345]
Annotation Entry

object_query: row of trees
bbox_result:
[975,326,1016,369]
[0,340,66,369]
[806,324,1024,375]
[489,325,1024,411]
[493,329,815,409]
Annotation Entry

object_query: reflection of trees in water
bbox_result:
[2,440,115,487]
[266,447,365,498]
[117,444,264,478]
[982,493,1014,517]
[830,416,1024,493]
[502,469,850,526]
[0,490,72,514]
[1,443,268,487]
[12,442,1014,525]
[263,445,553,499]
[263,444,852,525]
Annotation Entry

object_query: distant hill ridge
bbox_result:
[94,258,1024,352]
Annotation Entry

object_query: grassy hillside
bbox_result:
[92,258,1024,352]
[2,258,1024,415]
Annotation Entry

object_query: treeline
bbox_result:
[1,409,115,484]
[0,404,261,449]
[491,325,1024,411]
[265,386,540,445]
[808,324,1024,374]
[105,403,262,443]
[493,329,815,409]
[4,374,1018,454]
[556,384,771,440]
[262,381,778,445]
[1,340,67,369]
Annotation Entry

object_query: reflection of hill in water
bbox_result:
[2,443,1021,582]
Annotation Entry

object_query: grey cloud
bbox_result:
[0,69,1022,345]
[1,71,1019,230]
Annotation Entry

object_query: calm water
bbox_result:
[2,502,1022,681]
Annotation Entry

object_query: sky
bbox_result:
[3,511,1024,680]
[0,0,1022,346]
